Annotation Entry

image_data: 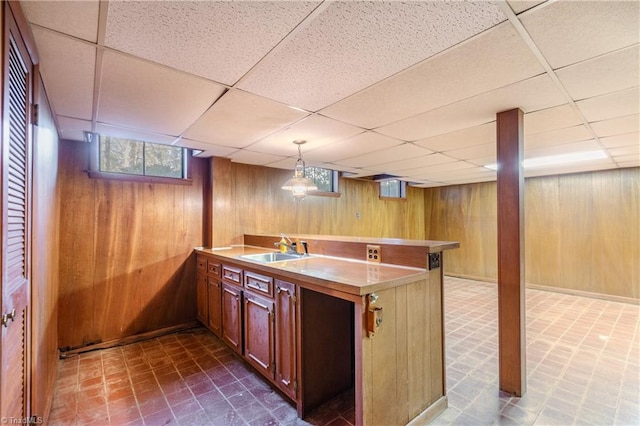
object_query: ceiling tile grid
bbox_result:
[97,50,227,136]
[238,0,506,112]
[104,1,321,86]
[21,0,99,43]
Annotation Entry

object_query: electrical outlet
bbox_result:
[367,245,381,263]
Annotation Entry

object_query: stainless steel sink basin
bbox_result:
[240,252,309,263]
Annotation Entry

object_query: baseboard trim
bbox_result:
[444,274,639,305]
[407,396,448,426]
[59,321,201,358]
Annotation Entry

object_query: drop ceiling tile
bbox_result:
[613,154,640,164]
[376,74,565,141]
[57,117,91,142]
[33,28,95,120]
[520,0,640,68]
[617,161,640,169]
[414,123,496,152]
[608,145,639,157]
[437,167,496,180]
[468,157,497,168]
[98,50,226,136]
[591,114,640,138]
[576,87,640,122]
[176,139,238,158]
[410,182,449,188]
[303,132,403,163]
[22,1,99,42]
[524,159,616,177]
[406,160,477,178]
[95,123,177,145]
[556,45,640,101]
[381,153,458,174]
[443,175,497,185]
[444,143,495,161]
[524,104,583,135]
[183,90,309,149]
[334,143,432,169]
[524,125,592,150]
[247,115,363,156]
[600,132,640,149]
[228,150,286,166]
[525,139,602,158]
[239,1,505,112]
[104,1,320,85]
[320,21,542,128]
[507,0,547,15]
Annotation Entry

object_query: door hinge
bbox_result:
[32,103,39,126]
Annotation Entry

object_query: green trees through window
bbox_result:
[305,166,337,192]
[100,136,184,179]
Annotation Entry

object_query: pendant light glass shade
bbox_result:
[282,140,317,201]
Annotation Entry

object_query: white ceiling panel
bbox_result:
[381,153,458,174]
[556,45,640,101]
[407,160,477,177]
[600,132,640,149]
[22,1,99,43]
[520,0,640,69]
[444,143,496,161]
[608,145,639,157]
[247,115,363,156]
[507,1,547,15]
[414,123,496,152]
[375,74,565,141]
[524,125,592,150]
[98,51,226,136]
[104,1,320,86]
[183,90,309,149]
[238,1,505,112]
[524,159,616,177]
[576,87,640,123]
[523,104,583,135]
[228,150,286,166]
[334,143,432,169]
[525,139,602,159]
[57,117,91,142]
[176,139,239,158]
[33,28,95,120]
[95,123,176,146]
[613,154,639,164]
[303,132,403,163]
[319,21,542,129]
[591,114,640,138]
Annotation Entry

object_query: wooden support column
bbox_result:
[496,108,526,396]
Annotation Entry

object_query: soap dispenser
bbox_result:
[279,236,287,253]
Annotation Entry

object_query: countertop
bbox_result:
[195,245,431,299]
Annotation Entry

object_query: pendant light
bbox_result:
[281,140,317,201]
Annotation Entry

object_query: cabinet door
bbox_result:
[196,272,208,324]
[244,292,274,379]
[208,277,222,337]
[275,280,297,400]
[222,283,242,355]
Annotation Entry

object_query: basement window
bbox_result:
[88,134,191,184]
[379,179,406,199]
[306,166,340,196]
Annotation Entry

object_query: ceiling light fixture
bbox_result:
[282,140,318,201]
[484,150,608,171]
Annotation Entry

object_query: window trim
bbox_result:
[87,135,193,185]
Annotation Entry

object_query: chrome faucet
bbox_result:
[274,233,297,254]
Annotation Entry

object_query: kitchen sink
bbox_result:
[240,252,310,263]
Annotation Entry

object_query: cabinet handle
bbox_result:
[2,309,16,327]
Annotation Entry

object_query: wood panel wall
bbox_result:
[425,167,640,300]
[31,72,59,420]
[57,140,207,350]
[212,161,426,246]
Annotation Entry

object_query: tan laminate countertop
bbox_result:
[195,245,430,299]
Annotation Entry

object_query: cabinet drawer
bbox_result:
[245,271,273,297]
[207,261,221,277]
[196,255,207,273]
[222,265,242,285]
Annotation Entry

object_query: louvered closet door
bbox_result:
[1,6,32,421]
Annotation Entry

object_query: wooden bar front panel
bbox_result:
[275,280,298,401]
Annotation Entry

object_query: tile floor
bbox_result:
[48,277,639,425]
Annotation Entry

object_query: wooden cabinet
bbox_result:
[196,272,208,324]
[275,280,298,400]
[207,277,222,336]
[221,282,243,354]
[244,292,274,379]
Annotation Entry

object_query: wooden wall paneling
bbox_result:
[430,265,444,403]
[621,169,640,297]
[211,157,234,247]
[30,70,59,421]
[406,279,427,420]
